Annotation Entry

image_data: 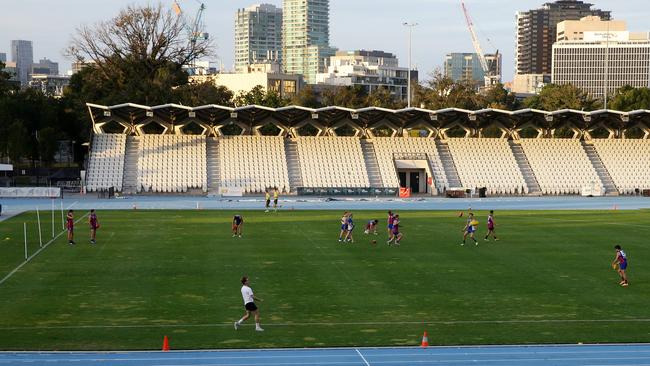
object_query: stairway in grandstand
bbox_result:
[206,137,220,194]
[121,136,140,194]
[582,141,618,196]
[360,139,383,188]
[508,140,542,195]
[435,141,462,188]
[284,139,303,191]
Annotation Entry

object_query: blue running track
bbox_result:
[2,344,650,366]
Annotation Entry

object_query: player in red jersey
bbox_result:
[387,215,402,246]
[66,209,75,245]
[89,209,99,244]
[484,210,498,241]
[387,211,395,237]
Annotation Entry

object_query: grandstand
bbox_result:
[84,103,650,196]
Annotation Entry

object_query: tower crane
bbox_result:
[460,0,500,88]
[173,0,209,46]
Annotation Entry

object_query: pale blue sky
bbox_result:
[1,0,648,82]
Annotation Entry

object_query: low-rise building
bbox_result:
[193,62,302,98]
[31,58,59,76]
[512,73,551,95]
[315,50,416,100]
[28,74,70,97]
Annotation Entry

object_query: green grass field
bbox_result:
[0,208,648,350]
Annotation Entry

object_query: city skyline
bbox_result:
[0,0,648,82]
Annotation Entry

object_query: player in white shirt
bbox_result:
[234,276,264,331]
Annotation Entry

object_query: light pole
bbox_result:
[403,22,418,108]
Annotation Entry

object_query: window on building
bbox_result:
[284,80,297,95]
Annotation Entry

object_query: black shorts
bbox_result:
[245,302,258,311]
[265,200,270,207]
[274,199,278,205]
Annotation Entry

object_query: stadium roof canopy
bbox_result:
[87,103,650,139]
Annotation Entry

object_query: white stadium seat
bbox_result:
[85,134,126,191]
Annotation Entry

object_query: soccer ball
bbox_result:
[364,230,369,234]
[371,240,377,246]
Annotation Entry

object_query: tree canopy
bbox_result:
[609,86,650,111]
[523,83,600,111]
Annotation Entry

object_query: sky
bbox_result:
[1,0,648,82]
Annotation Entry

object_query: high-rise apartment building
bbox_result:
[515,1,610,76]
[235,4,283,72]
[444,53,502,89]
[282,0,336,84]
[0,53,6,63]
[11,40,33,87]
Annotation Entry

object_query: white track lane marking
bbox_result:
[0,213,89,287]
[355,348,371,366]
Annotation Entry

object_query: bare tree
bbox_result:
[66,3,213,78]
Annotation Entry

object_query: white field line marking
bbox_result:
[3,318,650,331]
[0,213,89,287]
[355,348,371,366]
[66,201,79,210]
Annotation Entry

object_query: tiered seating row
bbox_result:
[592,139,650,194]
[295,137,370,188]
[137,135,206,193]
[447,138,527,195]
[372,137,448,191]
[520,138,602,195]
[219,136,290,193]
[86,134,126,191]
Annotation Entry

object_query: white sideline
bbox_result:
[0,213,89,287]
[2,318,650,331]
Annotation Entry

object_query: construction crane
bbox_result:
[173,0,209,46]
[460,0,500,88]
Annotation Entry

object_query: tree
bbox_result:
[365,87,405,109]
[0,61,17,96]
[480,83,520,110]
[64,2,215,106]
[322,86,367,108]
[67,3,211,83]
[35,127,61,165]
[6,120,30,163]
[524,84,600,111]
[290,86,322,108]
[233,85,289,107]
[415,70,482,110]
[609,86,650,111]
[174,81,234,106]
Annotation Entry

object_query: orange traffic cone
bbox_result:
[421,331,429,348]
[162,335,170,351]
